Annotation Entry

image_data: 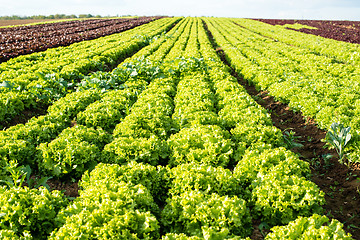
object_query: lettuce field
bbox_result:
[0,16,359,239]
[0,17,164,63]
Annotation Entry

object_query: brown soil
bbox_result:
[1,102,49,130]
[47,179,79,198]
[24,175,79,199]
[0,19,63,27]
[216,46,360,239]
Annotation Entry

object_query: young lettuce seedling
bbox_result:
[326,122,351,167]
[283,130,304,149]
[0,160,51,190]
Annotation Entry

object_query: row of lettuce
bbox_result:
[0,17,181,127]
[0,17,353,239]
[203,17,360,163]
[234,19,360,65]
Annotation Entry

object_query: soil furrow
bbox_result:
[202,19,360,240]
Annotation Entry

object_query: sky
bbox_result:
[1,0,360,21]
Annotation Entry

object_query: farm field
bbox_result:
[0,16,179,127]
[0,19,68,27]
[254,18,360,44]
[0,16,164,63]
[0,17,359,239]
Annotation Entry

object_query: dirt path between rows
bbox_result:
[219,47,360,239]
[202,19,360,239]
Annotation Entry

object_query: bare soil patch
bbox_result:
[47,179,79,198]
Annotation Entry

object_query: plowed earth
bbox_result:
[254,18,360,44]
[0,17,164,63]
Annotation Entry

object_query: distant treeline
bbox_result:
[0,14,122,20]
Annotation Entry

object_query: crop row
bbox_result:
[0,17,181,127]
[0,17,193,176]
[0,17,353,239]
[0,17,165,63]
[204,17,360,163]
[254,18,360,44]
[231,18,360,65]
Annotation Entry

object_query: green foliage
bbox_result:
[172,75,216,130]
[111,83,176,139]
[76,89,136,132]
[212,78,246,103]
[38,140,98,178]
[0,80,17,91]
[75,71,125,92]
[168,124,234,167]
[326,122,352,166]
[0,134,35,168]
[165,57,210,79]
[7,114,71,145]
[230,123,285,161]
[114,113,175,139]
[283,130,304,149]
[37,125,111,178]
[51,181,160,240]
[102,135,168,166]
[161,191,252,238]
[219,105,272,130]
[0,92,30,126]
[0,17,179,124]
[47,89,102,119]
[0,17,355,239]
[162,233,202,240]
[80,161,168,204]
[144,77,177,97]
[173,110,219,130]
[131,91,174,117]
[77,99,128,131]
[252,173,325,226]
[173,76,216,115]
[204,17,360,163]
[279,23,318,30]
[22,165,52,190]
[0,114,71,167]
[0,229,32,240]
[113,57,166,84]
[27,73,73,103]
[234,147,311,190]
[168,163,248,198]
[162,233,250,240]
[265,214,353,239]
[0,161,51,190]
[0,186,68,239]
[75,56,166,92]
[346,140,360,165]
[0,160,27,188]
[231,124,284,147]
